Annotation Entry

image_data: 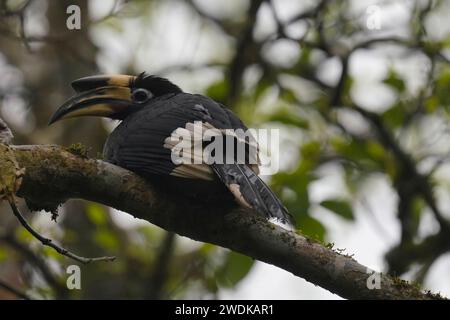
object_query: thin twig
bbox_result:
[8,201,116,264]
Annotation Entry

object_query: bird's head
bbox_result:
[48,73,182,124]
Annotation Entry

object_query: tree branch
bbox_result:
[3,144,444,300]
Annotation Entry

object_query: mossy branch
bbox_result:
[2,144,445,300]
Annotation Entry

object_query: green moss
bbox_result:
[425,290,445,300]
[389,276,446,300]
[392,276,421,290]
[66,143,89,158]
[0,144,25,201]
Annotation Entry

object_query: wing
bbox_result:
[104,93,252,180]
[104,92,291,224]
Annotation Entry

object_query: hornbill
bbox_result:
[49,73,292,224]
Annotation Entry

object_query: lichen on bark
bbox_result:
[0,144,25,202]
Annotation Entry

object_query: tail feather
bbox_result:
[211,163,293,225]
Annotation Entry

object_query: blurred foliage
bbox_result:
[0,0,449,299]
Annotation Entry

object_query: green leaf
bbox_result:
[382,102,405,128]
[296,215,326,241]
[284,190,310,223]
[16,227,34,243]
[42,246,64,261]
[366,140,385,160]
[320,199,354,220]
[296,47,312,70]
[280,88,298,104]
[206,80,229,102]
[217,251,255,288]
[0,248,7,262]
[300,141,321,159]
[331,137,381,170]
[267,109,308,129]
[383,70,405,92]
[87,203,107,226]
[101,17,124,33]
[253,78,272,101]
[200,243,216,255]
[425,96,439,113]
[410,196,424,235]
[274,171,312,220]
[434,67,450,107]
[94,229,120,250]
[342,76,354,97]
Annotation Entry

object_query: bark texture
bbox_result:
[2,144,443,300]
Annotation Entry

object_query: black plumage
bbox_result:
[50,73,292,224]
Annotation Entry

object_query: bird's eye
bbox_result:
[131,88,153,104]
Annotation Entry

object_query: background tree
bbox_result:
[0,0,449,299]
